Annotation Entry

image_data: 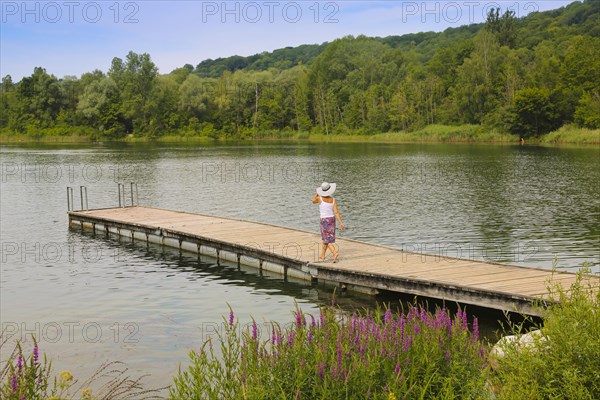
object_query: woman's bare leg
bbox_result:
[320,242,327,260]
[328,244,339,262]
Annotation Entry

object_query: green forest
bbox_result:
[1,0,598,142]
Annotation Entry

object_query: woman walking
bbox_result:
[312,182,345,262]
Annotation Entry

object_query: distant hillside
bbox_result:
[194,43,328,77]
[193,0,598,78]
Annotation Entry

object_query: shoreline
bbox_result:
[1,125,598,146]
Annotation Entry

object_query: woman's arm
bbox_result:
[312,194,320,204]
[333,200,345,231]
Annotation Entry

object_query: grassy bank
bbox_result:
[1,124,598,145]
[539,124,600,145]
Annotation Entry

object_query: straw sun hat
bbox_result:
[316,182,336,197]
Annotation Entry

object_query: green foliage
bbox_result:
[490,266,600,399]
[0,1,597,142]
[194,43,327,77]
[170,305,488,399]
[574,92,600,129]
[510,88,558,137]
[486,8,517,48]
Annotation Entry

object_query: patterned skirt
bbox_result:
[320,217,336,244]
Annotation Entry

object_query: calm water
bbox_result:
[1,142,598,391]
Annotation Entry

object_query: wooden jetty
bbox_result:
[68,206,599,316]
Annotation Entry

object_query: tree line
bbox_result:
[1,0,598,139]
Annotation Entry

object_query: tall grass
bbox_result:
[541,125,600,145]
[170,305,488,399]
[0,336,165,399]
[490,266,600,399]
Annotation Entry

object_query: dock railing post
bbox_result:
[67,187,73,211]
[118,183,123,207]
[130,182,134,206]
[80,186,85,211]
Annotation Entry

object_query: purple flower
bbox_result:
[33,344,39,365]
[296,311,304,329]
[10,373,18,392]
[394,363,401,375]
[288,332,296,346]
[318,362,325,380]
[308,330,313,344]
[310,315,316,328]
[384,308,392,324]
[399,316,406,339]
[252,321,258,340]
[472,317,479,339]
[402,335,412,352]
[420,307,427,322]
[17,355,23,372]
[229,310,235,326]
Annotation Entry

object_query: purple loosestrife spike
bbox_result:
[400,316,406,339]
[310,315,316,328]
[296,311,304,329]
[318,362,325,380]
[402,335,410,352]
[473,317,479,339]
[308,330,313,344]
[413,324,420,335]
[10,373,18,392]
[229,310,235,326]
[252,321,258,340]
[462,309,468,330]
[33,344,39,365]
[384,308,392,324]
[17,354,23,372]
[288,332,296,346]
[395,363,401,375]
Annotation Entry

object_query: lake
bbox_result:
[1,141,598,391]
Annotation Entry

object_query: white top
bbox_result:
[319,197,335,218]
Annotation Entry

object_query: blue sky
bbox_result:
[1,1,577,81]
